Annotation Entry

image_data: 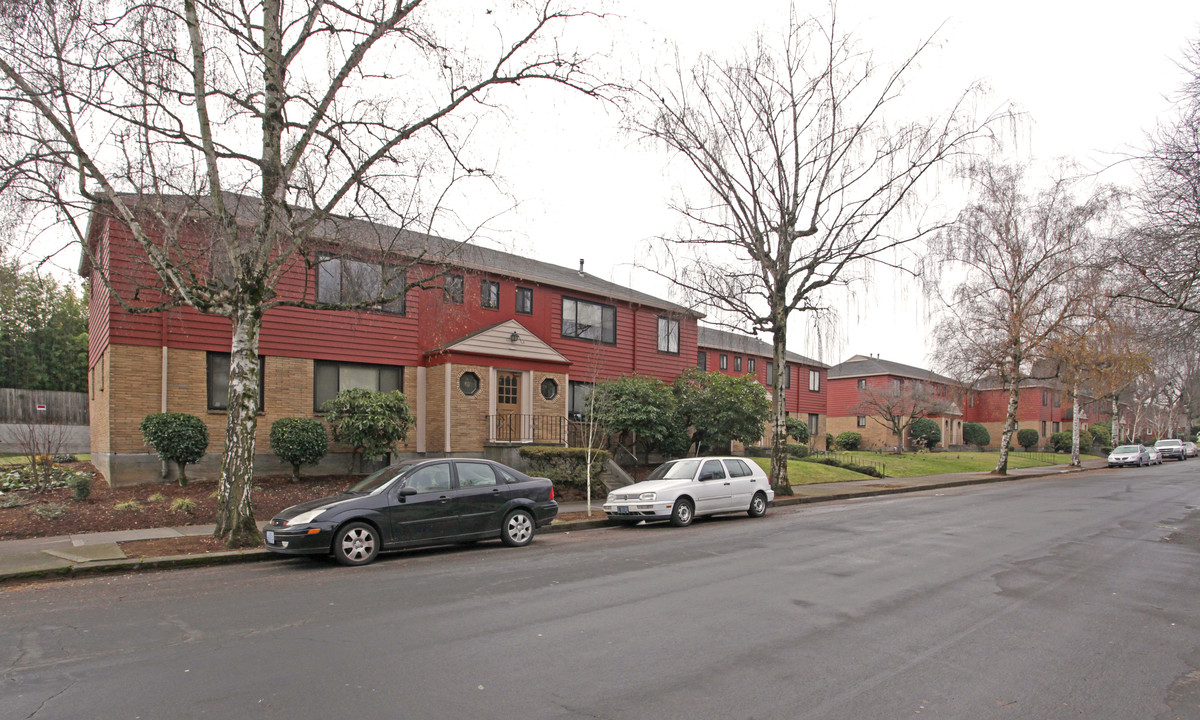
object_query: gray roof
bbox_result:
[697,327,827,368]
[83,192,701,317]
[829,355,956,384]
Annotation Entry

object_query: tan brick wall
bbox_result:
[828,415,897,449]
[532,371,567,419]
[109,344,165,453]
[89,346,111,454]
[449,364,491,452]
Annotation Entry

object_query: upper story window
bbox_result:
[562,297,616,344]
[516,286,533,314]
[748,358,756,373]
[481,280,500,309]
[444,274,464,304]
[766,361,774,385]
[857,378,866,390]
[784,364,791,389]
[720,354,728,370]
[657,317,680,354]
[697,351,707,371]
[316,256,405,315]
[1042,389,1049,406]
[314,360,403,412]
[734,356,742,372]
[808,369,819,392]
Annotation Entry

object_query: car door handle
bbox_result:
[723,482,730,486]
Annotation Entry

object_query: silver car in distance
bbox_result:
[603,456,774,527]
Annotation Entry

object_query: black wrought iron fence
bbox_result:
[488,414,567,444]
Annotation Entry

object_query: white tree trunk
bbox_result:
[1070,383,1081,467]
[215,305,263,547]
[769,321,792,496]
[995,379,1020,475]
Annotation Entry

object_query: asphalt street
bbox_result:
[3,462,1200,720]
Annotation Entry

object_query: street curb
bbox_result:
[0,464,1099,583]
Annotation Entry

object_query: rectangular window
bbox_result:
[1053,421,1061,434]
[657,317,680,354]
[857,416,867,428]
[808,414,819,437]
[734,356,742,372]
[207,352,265,411]
[766,361,774,385]
[445,274,464,304]
[697,351,707,371]
[1040,421,1047,436]
[784,365,792,388]
[313,360,403,412]
[568,380,594,420]
[857,378,866,390]
[516,286,533,314]
[809,369,819,392]
[315,256,406,314]
[1042,390,1049,406]
[720,354,728,370]
[969,394,975,407]
[481,280,500,309]
[561,297,617,344]
[748,358,756,373]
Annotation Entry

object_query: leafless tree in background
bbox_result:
[0,0,606,546]
[931,162,1115,474]
[635,7,998,495]
[850,382,950,452]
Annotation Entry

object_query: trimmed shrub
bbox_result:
[786,443,809,459]
[518,446,611,496]
[785,417,810,444]
[66,472,92,501]
[270,417,329,482]
[962,422,990,447]
[1048,431,1073,452]
[1088,424,1111,447]
[140,413,209,486]
[1016,429,1040,451]
[909,418,941,450]
[321,388,413,472]
[833,431,862,451]
[825,433,834,450]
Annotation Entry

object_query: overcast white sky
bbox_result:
[471,0,1200,369]
[23,0,1200,371]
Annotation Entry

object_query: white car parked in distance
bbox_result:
[603,456,774,527]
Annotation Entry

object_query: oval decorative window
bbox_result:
[540,378,558,401]
[459,371,480,396]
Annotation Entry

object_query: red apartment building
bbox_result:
[964,381,1082,444]
[82,197,703,485]
[827,355,964,449]
[696,327,829,450]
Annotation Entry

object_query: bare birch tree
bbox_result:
[931,162,1114,474]
[0,0,605,546]
[634,9,997,496]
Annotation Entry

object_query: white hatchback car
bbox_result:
[603,457,774,527]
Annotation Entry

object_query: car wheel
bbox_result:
[670,497,694,527]
[334,521,379,566]
[747,492,768,518]
[501,509,535,547]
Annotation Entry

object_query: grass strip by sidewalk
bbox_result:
[752,451,1073,486]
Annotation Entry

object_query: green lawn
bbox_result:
[0,453,91,467]
[751,451,1072,486]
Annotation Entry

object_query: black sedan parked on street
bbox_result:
[265,458,558,566]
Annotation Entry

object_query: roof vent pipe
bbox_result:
[578,259,585,276]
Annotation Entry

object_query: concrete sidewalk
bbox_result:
[0,459,1109,582]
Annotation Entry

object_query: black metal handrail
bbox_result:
[488,414,567,444]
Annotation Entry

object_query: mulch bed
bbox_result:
[0,464,359,541]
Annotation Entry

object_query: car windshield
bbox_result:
[347,461,421,494]
[646,459,702,481]
[1113,445,1141,453]
[1155,440,1181,446]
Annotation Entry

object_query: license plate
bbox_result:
[617,506,629,515]
[266,531,275,544]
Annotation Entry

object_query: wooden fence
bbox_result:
[0,388,89,425]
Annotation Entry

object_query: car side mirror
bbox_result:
[398,486,418,497]
[699,471,714,481]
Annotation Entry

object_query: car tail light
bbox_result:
[549,486,555,500]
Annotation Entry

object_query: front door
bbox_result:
[386,462,460,543]
[693,458,734,513]
[495,371,521,441]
